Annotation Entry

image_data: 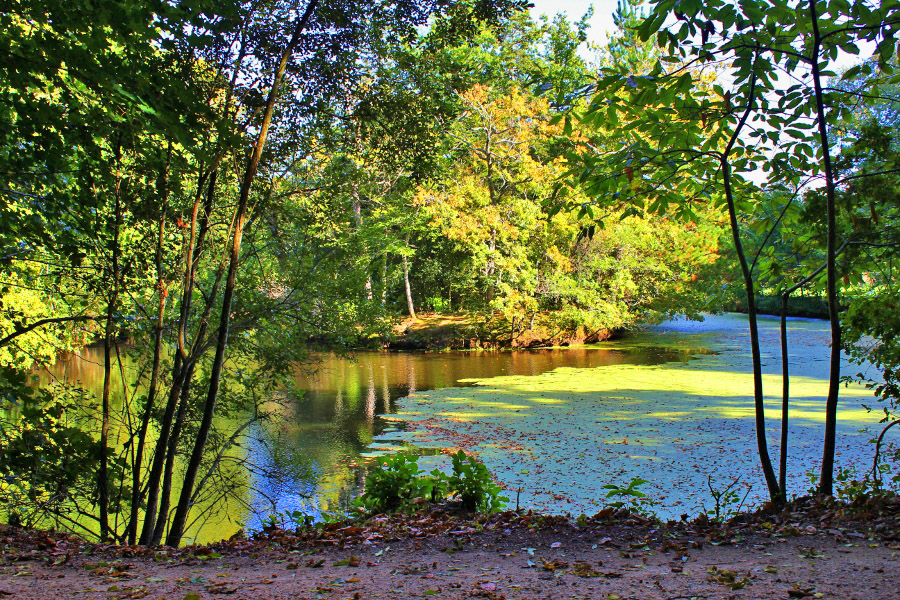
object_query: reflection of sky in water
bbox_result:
[244,424,321,529]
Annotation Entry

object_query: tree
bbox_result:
[570,0,900,499]
[1,0,530,546]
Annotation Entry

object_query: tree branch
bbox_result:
[0,315,101,347]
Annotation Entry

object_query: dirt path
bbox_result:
[2,505,897,600]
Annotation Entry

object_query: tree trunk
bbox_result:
[381,254,387,306]
[138,356,184,544]
[403,247,416,320]
[723,161,781,502]
[165,2,318,547]
[99,156,123,541]
[139,163,220,545]
[152,258,221,545]
[151,364,194,544]
[138,167,212,545]
[809,0,842,497]
[351,189,373,300]
[778,258,830,499]
[719,59,781,502]
[779,293,789,498]
[128,144,171,545]
[486,229,496,303]
[99,289,115,540]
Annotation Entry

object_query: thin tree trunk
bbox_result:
[352,193,374,300]
[381,254,387,306]
[719,54,781,502]
[723,163,781,502]
[778,258,831,498]
[151,364,194,544]
[139,164,220,545]
[139,168,210,545]
[138,356,184,545]
[152,254,222,545]
[99,155,124,540]
[403,245,416,320]
[128,144,171,545]
[809,0,842,497]
[166,2,318,547]
[99,289,115,540]
[177,173,211,361]
[779,293,789,497]
[486,228,496,303]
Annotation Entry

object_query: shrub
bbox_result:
[446,450,507,513]
[355,453,440,513]
[602,477,656,518]
[356,450,506,515]
[425,297,451,314]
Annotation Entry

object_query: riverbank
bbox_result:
[385,313,618,350]
[727,295,831,319]
[2,496,898,599]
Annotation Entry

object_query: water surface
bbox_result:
[32,313,884,538]
[378,314,883,519]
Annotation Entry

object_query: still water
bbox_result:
[241,343,694,529]
[36,314,883,541]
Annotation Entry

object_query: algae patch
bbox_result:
[373,314,883,519]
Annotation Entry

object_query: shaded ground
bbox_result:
[3,497,899,600]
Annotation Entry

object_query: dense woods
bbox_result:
[1,0,899,547]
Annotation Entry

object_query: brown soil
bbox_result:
[2,498,898,600]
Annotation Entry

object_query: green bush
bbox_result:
[447,450,507,513]
[425,297,451,314]
[354,453,441,513]
[356,450,506,515]
[602,477,656,518]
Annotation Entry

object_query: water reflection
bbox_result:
[31,342,699,538]
[251,345,694,527]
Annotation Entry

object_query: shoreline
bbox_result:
[382,313,621,351]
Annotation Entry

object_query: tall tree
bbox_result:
[570,0,900,499]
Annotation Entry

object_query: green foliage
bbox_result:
[836,119,900,425]
[832,466,883,504]
[355,453,443,514]
[804,464,890,503]
[356,451,507,515]
[447,450,508,513]
[601,476,656,517]
[704,476,749,522]
[425,297,452,314]
[0,0,531,544]
[0,367,116,529]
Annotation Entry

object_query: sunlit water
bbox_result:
[33,313,885,540]
[379,313,885,520]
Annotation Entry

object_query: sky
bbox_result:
[528,0,872,71]
[529,0,620,40]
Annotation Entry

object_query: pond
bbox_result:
[36,313,884,542]
[375,313,883,521]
